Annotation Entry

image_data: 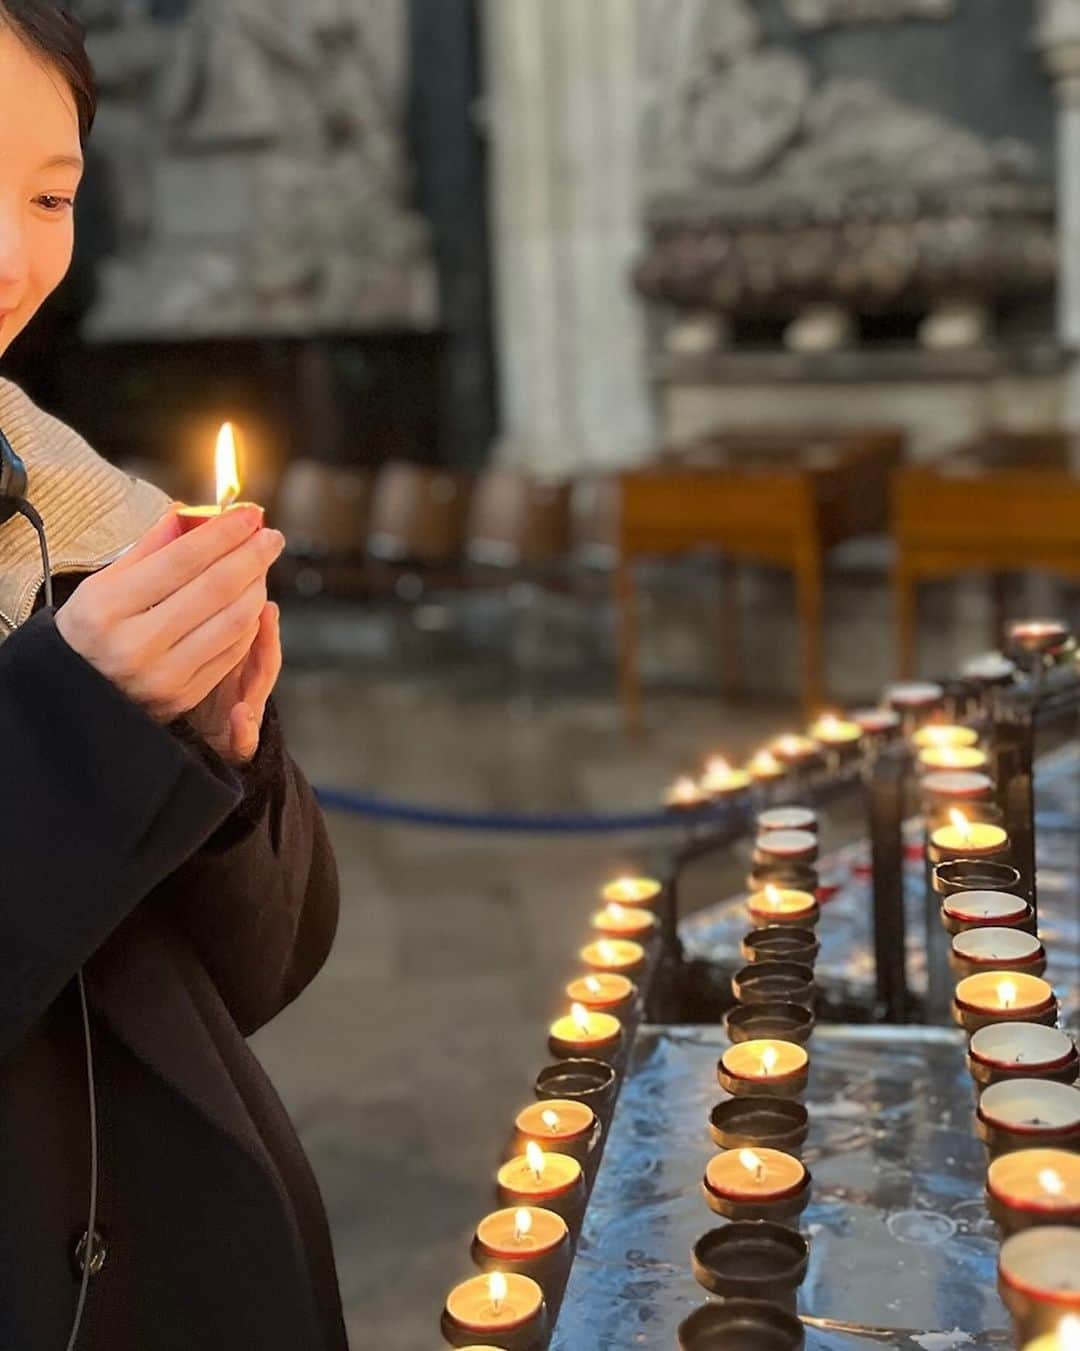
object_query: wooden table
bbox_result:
[893,431,1080,677]
[615,427,904,731]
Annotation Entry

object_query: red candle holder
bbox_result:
[999,1226,1080,1342]
[968,1024,1079,1091]
[987,1149,1080,1236]
[950,928,1046,981]
[702,1147,812,1223]
[470,1206,572,1297]
[441,1273,548,1350]
[977,1079,1080,1161]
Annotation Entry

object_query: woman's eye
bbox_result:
[33,194,75,213]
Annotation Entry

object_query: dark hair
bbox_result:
[0,1,96,145]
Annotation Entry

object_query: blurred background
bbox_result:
[8,1,1080,1345]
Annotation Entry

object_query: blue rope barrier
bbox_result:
[313,785,731,834]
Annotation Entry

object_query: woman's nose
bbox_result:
[0,210,29,294]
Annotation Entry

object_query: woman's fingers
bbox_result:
[148,622,260,723]
[109,508,183,571]
[239,602,282,722]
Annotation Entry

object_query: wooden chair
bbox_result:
[367,462,471,568]
[465,470,571,573]
[273,459,372,598]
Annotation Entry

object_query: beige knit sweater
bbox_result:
[0,378,169,638]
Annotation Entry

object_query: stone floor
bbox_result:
[247,576,1072,1350]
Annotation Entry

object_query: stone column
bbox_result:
[483,0,655,475]
[1039,0,1080,442]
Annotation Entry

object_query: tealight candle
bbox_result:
[770,734,822,768]
[442,1272,548,1350]
[510,1101,597,1167]
[748,749,786,783]
[471,1206,571,1294]
[941,889,1034,936]
[921,769,996,805]
[747,884,820,929]
[177,422,258,532]
[968,1024,1079,1090]
[919,745,990,772]
[953,973,1057,1033]
[497,1145,585,1226]
[718,1040,810,1099]
[808,713,862,752]
[950,928,1046,981]
[754,830,818,864]
[887,680,944,714]
[703,1147,811,1223]
[930,809,1009,863]
[1021,1315,1080,1351]
[548,1003,623,1063]
[565,972,636,1017]
[913,724,979,751]
[1000,1228,1080,1341]
[665,776,708,811]
[579,939,645,977]
[977,1080,1080,1160]
[590,902,657,940]
[700,757,752,798]
[852,707,902,737]
[1009,620,1070,658]
[988,1150,1080,1235]
[757,807,818,835]
[600,876,662,909]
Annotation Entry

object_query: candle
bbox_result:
[852,707,902,736]
[1000,1228,1080,1342]
[953,972,1057,1033]
[1009,620,1070,657]
[565,972,636,1016]
[177,422,255,532]
[754,830,818,864]
[511,1101,597,1166]
[919,745,990,771]
[548,1004,623,1062]
[886,680,944,713]
[968,1024,1079,1090]
[930,809,1009,861]
[665,775,707,811]
[951,928,1046,980]
[964,651,1018,684]
[921,769,995,804]
[719,1039,809,1099]
[1022,1316,1080,1351]
[497,1144,585,1226]
[978,1079,1080,1160]
[942,889,1033,935]
[470,1206,571,1298]
[703,1147,811,1222]
[579,938,645,976]
[808,713,862,750]
[590,902,656,940]
[748,749,786,783]
[988,1150,1080,1234]
[757,806,818,835]
[699,757,752,798]
[770,734,822,767]
[442,1272,547,1349]
[913,724,979,750]
[600,876,661,909]
[747,884,819,929]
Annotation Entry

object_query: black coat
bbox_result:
[0,596,348,1350]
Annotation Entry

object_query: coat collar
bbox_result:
[0,378,169,636]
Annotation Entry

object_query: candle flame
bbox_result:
[765,884,784,911]
[585,976,603,995]
[703,756,731,785]
[948,808,972,842]
[1039,1168,1066,1197]
[525,1142,546,1181]
[607,902,627,923]
[513,1208,533,1242]
[752,750,782,773]
[738,1148,766,1183]
[597,941,616,964]
[215,422,242,509]
[668,776,701,804]
[488,1271,508,1313]
[761,1045,780,1075]
[1059,1316,1080,1351]
[571,1002,592,1035]
[997,978,1018,1010]
[541,1109,561,1132]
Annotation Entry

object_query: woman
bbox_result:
[0,5,348,1348]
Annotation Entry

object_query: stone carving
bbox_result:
[784,0,955,27]
[689,51,811,182]
[84,0,436,340]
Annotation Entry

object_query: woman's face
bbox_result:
[0,25,83,359]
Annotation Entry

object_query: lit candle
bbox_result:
[699,757,752,799]
[579,939,645,976]
[809,713,863,751]
[590,901,656,940]
[442,1271,547,1349]
[977,1079,1080,1159]
[999,1228,1080,1342]
[703,1146,811,1222]
[919,745,990,772]
[748,749,786,783]
[747,884,819,929]
[177,422,255,532]
[665,775,707,811]
[953,972,1057,1033]
[950,928,1046,981]
[770,734,822,768]
[471,1206,571,1295]
[511,1101,597,1166]
[565,972,636,1016]
[988,1149,1080,1235]
[757,806,818,835]
[913,724,979,751]
[718,1039,810,1099]
[548,1003,623,1062]
[968,1024,1079,1090]
[496,1144,585,1224]
[930,809,1009,862]
[1022,1315,1080,1351]
[941,889,1032,935]
[600,876,661,909]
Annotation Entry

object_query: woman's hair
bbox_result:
[0,1,96,145]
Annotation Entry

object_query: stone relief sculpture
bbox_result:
[783,0,955,27]
[84,0,436,340]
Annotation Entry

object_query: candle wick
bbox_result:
[754,1161,765,1183]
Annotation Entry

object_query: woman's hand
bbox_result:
[185,599,283,765]
[55,506,286,724]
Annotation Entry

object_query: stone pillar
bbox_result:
[483,0,654,475]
